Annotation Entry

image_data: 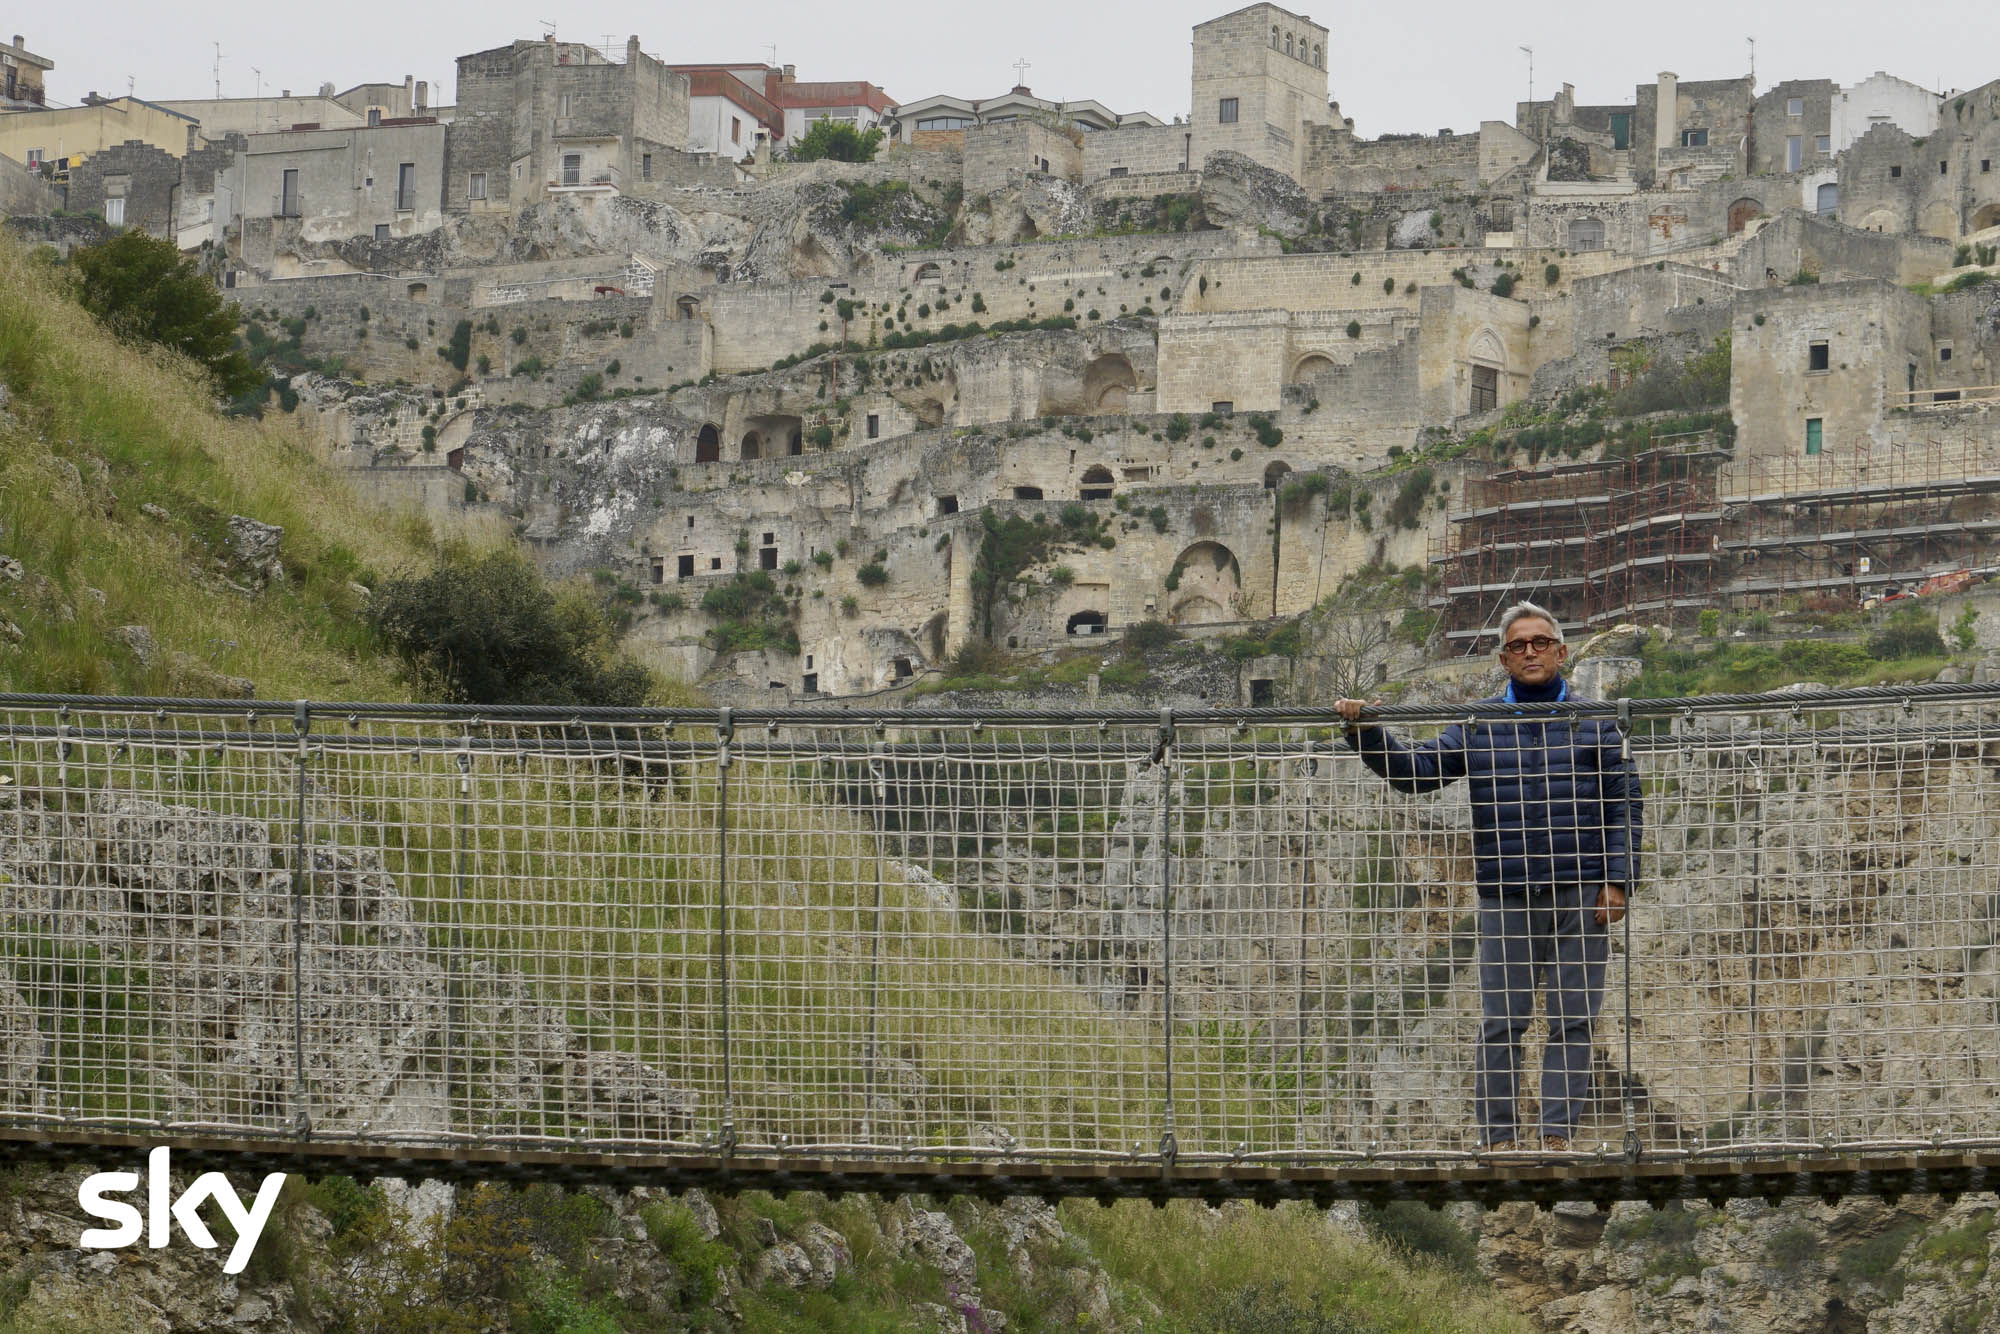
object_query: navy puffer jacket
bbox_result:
[1344,692,1641,894]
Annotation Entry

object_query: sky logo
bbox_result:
[76,1147,287,1275]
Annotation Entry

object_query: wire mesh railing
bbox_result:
[4,687,2000,1173]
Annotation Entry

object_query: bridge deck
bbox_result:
[4,686,2000,1202]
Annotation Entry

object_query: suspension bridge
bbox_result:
[4,685,2000,1208]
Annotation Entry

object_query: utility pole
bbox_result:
[1747,37,1756,87]
[251,66,261,101]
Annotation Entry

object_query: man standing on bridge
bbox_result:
[1333,602,1640,1155]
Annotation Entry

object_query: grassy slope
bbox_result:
[0,237,464,698]
[0,238,1532,1332]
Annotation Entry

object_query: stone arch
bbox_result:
[1263,461,1292,490]
[913,261,943,284]
[1971,202,2000,232]
[406,281,429,302]
[1291,353,1338,383]
[1083,352,1138,412]
[1816,182,1839,216]
[1857,207,1901,234]
[695,424,721,462]
[676,295,701,320]
[1066,609,1108,635]
[1271,24,1280,48]
[1567,217,1605,251]
[1166,541,1241,626]
[740,430,762,461]
[1727,197,1764,234]
[1080,465,1115,500]
[1919,200,1959,240]
[1468,330,1506,415]
[1313,43,1322,68]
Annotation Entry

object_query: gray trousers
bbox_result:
[1476,884,1607,1144]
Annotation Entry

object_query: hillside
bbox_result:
[0,233,1537,1334]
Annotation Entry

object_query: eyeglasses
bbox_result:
[1500,635,1561,656]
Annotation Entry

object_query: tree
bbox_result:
[791,119,886,163]
[70,230,260,396]
[368,547,654,707]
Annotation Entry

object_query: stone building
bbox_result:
[64,140,181,235]
[669,64,894,152]
[444,36,690,214]
[162,78,437,142]
[0,96,201,178]
[231,119,447,269]
[889,86,1157,152]
[1189,2,1336,182]
[0,34,52,110]
[1748,79,1834,177]
[1832,72,1941,154]
[1835,82,2000,238]
[1636,73,1755,189]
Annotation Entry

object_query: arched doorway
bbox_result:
[1080,466,1114,500]
[1468,331,1506,416]
[1858,208,1901,234]
[676,295,700,320]
[1568,217,1605,251]
[1083,353,1138,412]
[741,430,762,461]
[1166,541,1241,625]
[913,262,943,284]
[1972,203,2000,233]
[1263,461,1292,490]
[1919,201,1959,240]
[1816,182,1839,216]
[695,424,720,462]
[1066,610,1108,636]
[1290,353,1337,384]
[1727,198,1764,234]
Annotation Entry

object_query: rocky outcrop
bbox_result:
[1199,150,1311,237]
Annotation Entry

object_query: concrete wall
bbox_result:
[1190,1,1332,181]
[0,99,198,170]
[157,96,364,140]
[1833,73,1941,153]
[0,151,58,214]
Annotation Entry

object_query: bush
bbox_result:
[1953,604,1979,652]
[1248,414,1284,447]
[445,319,473,372]
[1383,276,1396,294]
[1868,605,1944,659]
[1544,262,1561,285]
[856,561,890,587]
[511,325,528,344]
[1491,271,1516,297]
[808,423,835,448]
[1165,412,1193,442]
[368,547,653,706]
[1361,1202,1479,1274]
[475,353,491,375]
[1123,619,1183,655]
[71,230,261,396]
[792,119,886,162]
[1698,608,1722,637]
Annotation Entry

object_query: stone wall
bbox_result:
[1748,79,1835,177]
[1302,126,1482,194]
[64,139,179,238]
[963,121,1082,198]
[1083,123,1194,181]
[1734,208,1952,286]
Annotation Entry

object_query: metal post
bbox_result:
[715,708,736,1155]
[291,701,312,1139]
[1156,708,1178,1168]
[451,746,471,1135]
[1617,698,1638,1162]
[862,735,888,1143]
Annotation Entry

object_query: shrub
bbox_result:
[1698,608,1722,637]
[1362,1202,1479,1274]
[808,424,835,448]
[475,354,491,375]
[793,119,885,162]
[72,230,261,395]
[1148,505,1170,534]
[1953,603,1979,652]
[812,549,834,569]
[369,548,652,706]
[605,359,621,377]
[856,561,890,587]
[1387,466,1434,529]
[511,325,528,344]
[445,319,473,371]
[1868,605,1944,659]
[1346,319,1362,339]
[1165,412,1193,442]
[1491,272,1516,298]
[1350,271,1361,285]
[1383,276,1396,294]
[1248,414,1284,447]
[1544,262,1561,285]
[570,372,603,401]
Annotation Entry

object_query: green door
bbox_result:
[1805,419,1823,455]
[1611,113,1631,150]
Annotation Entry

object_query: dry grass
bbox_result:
[0,236,503,698]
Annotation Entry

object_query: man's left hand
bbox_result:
[1596,885,1627,925]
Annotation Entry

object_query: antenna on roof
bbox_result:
[213,42,222,100]
[251,65,261,100]
[765,43,778,69]
[538,19,556,38]
[126,74,135,98]
[1747,37,1755,86]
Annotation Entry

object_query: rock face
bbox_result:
[224,514,285,588]
[1199,150,1312,236]
[0,787,691,1138]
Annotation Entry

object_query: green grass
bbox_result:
[0,234,499,698]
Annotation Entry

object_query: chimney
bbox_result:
[11,36,21,50]
[782,64,796,82]
[627,34,641,63]
[415,80,428,110]
[403,74,412,95]
[281,89,290,99]
[319,81,334,97]
[1656,71,1680,162]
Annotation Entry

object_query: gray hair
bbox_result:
[1497,601,1564,646]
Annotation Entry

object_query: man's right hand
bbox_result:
[1334,698,1375,724]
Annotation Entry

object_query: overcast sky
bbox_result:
[50,1,2000,136]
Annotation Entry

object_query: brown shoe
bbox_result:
[1542,1135,1572,1155]
[1483,1138,1518,1154]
